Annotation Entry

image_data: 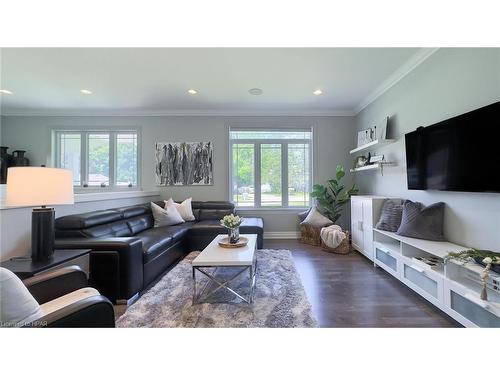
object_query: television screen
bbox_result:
[405,101,500,193]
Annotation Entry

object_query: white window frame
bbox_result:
[229,128,313,209]
[54,129,140,191]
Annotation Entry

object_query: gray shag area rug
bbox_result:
[117,249,318,328]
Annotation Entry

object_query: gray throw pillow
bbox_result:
[375,199,405,232]
[396,200,446,241]
[300,206,333,227]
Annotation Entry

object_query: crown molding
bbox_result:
[1,108,355,117]
[354,48,440,115]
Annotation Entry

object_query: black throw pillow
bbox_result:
[396,200,446,241]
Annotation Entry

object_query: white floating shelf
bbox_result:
[349,138,395,154]
[349,162,393,173]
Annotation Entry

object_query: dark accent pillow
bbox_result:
[298,207,312,222]
[375,199,404,232]
[396,200,446,241]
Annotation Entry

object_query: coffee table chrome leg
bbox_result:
[192,266,197,304]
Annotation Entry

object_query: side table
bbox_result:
[0,249,91,280]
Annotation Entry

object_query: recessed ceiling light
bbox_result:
[0,89,13,95]
[187,89,198,95]
[313,89,323,96]
[80,89,93,95]
[248,88,263,96]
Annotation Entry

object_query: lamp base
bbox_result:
[32,207,55,261]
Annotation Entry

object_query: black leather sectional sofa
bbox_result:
[54,201,264,302]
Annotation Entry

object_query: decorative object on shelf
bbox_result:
[5,167,74,261]
[218,236,249,248]
[311,165,358,224]
[357,128,374,147]
[220,214,243,244]
[369,154,384,163]
[446,249,500,301]
[376,116,389,140]
[353,155,368,169]
[320,225,350,254]
[0,146,12,184]
[155,141,213,186]
[10,150,30,167]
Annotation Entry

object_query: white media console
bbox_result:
[351,196,500,327]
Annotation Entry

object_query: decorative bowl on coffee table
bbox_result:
[218,236,249,248]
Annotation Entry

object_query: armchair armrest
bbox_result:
[26,294,115,328]
[54,237,144,301]
[23,266,88,305]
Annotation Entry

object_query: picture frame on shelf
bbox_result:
[375,116,389,141]
[357,128,374,147]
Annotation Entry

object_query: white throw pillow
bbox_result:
[0,267,43,327]
[166,197,195,222]
[300,206,333,227]
[151,200,184,227]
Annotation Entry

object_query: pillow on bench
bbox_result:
[396,200,446,241]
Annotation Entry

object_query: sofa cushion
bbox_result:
[55,210,124,230]
[190,218,264,236]
[126,214,154,235]
[115,205,150,219]
[82,220,132,238]
[137,223,193,263]
[136,227,175,263]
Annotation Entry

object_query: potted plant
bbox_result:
[311,165,358,224]
[220,214,243,244]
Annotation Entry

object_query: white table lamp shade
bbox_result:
[6,167,74,207]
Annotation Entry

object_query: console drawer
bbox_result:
[444,280,500,327]
[401,258,443,307]
[374,246,400,278]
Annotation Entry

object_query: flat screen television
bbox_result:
[405,100,500,193]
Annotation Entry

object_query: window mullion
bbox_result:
[110,132,116,188]
[254,142,261,208]
[82,132,88,188]
[282,142,288,208]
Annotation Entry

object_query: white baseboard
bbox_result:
[264,231,300,239]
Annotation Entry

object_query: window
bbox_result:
[230,129,312,208]
[55,130,139,189]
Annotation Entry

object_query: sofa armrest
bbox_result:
[54,237,144,300]
[23,266,88,305]
[26,295,115,328]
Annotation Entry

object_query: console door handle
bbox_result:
[409,264,425,274]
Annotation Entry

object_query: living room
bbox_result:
[1,1,499,374]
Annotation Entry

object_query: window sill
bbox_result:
[74,190,160,203]
[0,190,160,210]
[235,207,309,214]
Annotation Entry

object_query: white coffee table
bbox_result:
[192,234,258,304]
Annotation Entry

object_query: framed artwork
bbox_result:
[155,141,213,186]
[357,128,374,147]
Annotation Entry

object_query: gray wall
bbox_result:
[1,115,356,234]
[355,48,500,250]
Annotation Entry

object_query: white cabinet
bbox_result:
[350,196,385,261]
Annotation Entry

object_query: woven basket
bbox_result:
[321,230,350,254]
[299,224,323,246]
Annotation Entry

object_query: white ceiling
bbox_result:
[0,48,433,116]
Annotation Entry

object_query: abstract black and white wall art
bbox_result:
[155,141,213,186]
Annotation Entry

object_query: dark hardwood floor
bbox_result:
[265,239,461,328]
[115,239,461,327]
